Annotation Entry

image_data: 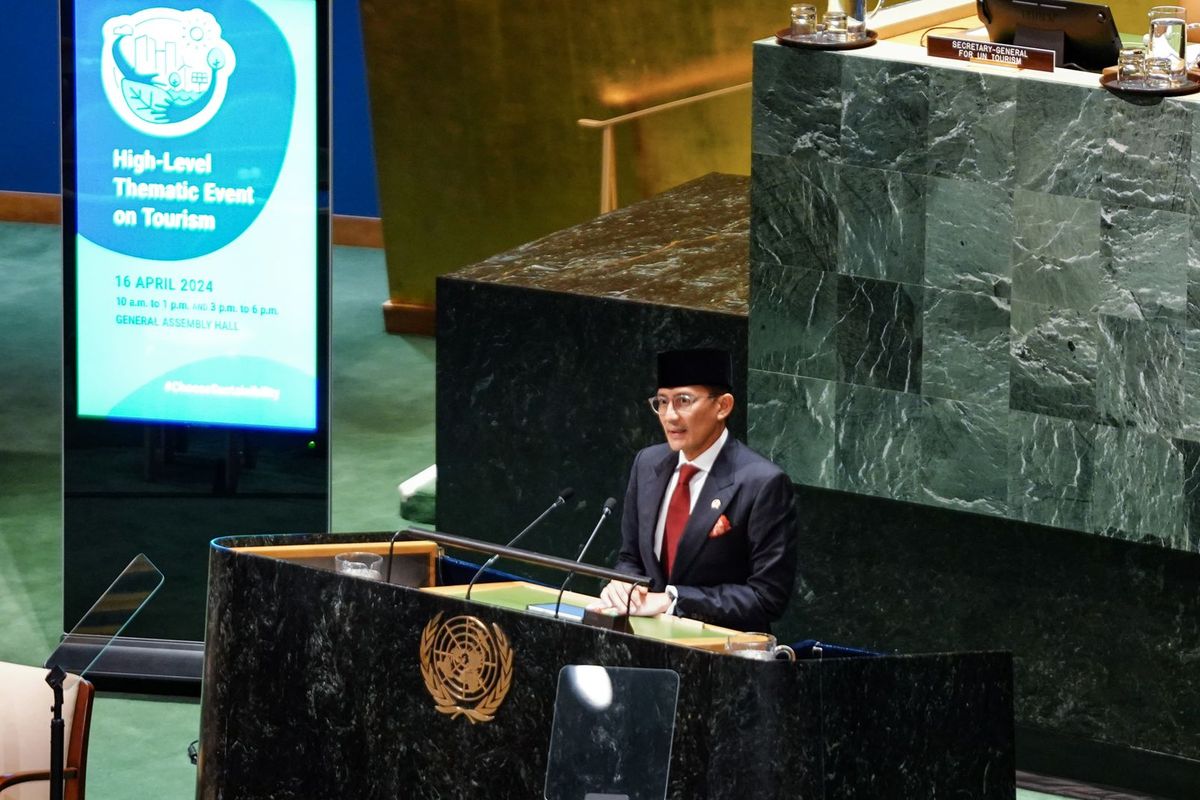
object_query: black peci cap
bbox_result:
[657,348,732,390]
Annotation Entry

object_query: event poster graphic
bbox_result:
[73,0,318,430]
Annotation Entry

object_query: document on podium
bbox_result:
[526,602,587,621]
[422,580,739,650]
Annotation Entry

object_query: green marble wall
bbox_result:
[749,44,1200,552]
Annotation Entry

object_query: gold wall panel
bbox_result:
[360,0,791,309]
[1111,1,1157,37]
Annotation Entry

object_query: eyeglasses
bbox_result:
[647,393,719,415]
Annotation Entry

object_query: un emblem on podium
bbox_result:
[419,612,513,723]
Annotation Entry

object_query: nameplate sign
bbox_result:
[926,36,1055,72]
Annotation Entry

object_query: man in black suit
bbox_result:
[590,348,797,633]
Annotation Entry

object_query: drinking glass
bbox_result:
[823,10,848,42]
[334,551,383,580]
[1148,5,1187,77]
[790,3,817,36]
[1117,47,1146,83]
[1144,55,1176,87]
[725,632,797,661]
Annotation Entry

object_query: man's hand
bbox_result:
[628,590,672,616]
[588,579,638,614]
[587,581,672,616]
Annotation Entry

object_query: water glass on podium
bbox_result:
[334,551,383,580]
[725,632,797,661]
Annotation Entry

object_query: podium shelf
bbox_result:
[423,580,736,651]
[231,539,439,587]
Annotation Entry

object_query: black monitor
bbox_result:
[976,0,1123,71]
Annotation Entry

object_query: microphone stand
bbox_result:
[384,489,573,591]
[45,665,66,800]
[464,490,571,600]
[554,498,616,619]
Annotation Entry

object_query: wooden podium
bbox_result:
[197,531,1014,799]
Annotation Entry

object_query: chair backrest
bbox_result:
[0,661,94,800]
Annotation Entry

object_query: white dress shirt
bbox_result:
[652,428,729,616]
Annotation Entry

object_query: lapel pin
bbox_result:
[711,499,721,510]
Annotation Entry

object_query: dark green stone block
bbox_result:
[922,288,1010,409]
[924,176,1013,297]
[1103,97,1190,213]
[1012,189,1101,311]
[1091,427,1185,546]
[837,166,926,285]
[1010,301,1097,423]
[751,152,838,271]
[915,397,1009,516]
[749,261,837,380]
[751,43,842,160]
[926,69,1017,188]
[794,483,1200,782]
[834,382,922,500]
[840,58,928,174]
[1008,411,1095,532]
[747,369,836,488]
[1096,315,1183,434]
[1099,205,1187,321]
[1013,80,1105,199]
[836,275,923,393]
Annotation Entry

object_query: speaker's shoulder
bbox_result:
[632,442,675,472]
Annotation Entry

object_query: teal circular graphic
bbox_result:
[76,1,297,261]
[103,8,237,134]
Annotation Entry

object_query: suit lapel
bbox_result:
[670,440,737,582]
[639,449,677,586]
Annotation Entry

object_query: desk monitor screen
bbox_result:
[976,0,1122,71]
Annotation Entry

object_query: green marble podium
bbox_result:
[747,38,1200,794]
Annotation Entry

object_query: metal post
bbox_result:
[45,665,66,800]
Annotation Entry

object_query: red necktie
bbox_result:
[662,463,701,579]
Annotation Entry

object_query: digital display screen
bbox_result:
[69,0,321,430]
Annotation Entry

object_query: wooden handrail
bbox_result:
[578,81,752,214]
[578,81,753,129]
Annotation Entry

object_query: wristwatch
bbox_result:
[665,585,679,616]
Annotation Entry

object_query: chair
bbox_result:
[0,661,94,800]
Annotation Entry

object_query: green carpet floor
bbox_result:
[0,220,1072,798]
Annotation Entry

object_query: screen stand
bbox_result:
[1015,25,1065,66]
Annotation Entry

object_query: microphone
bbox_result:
[553,497,617,619]
[463,487,575,600]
